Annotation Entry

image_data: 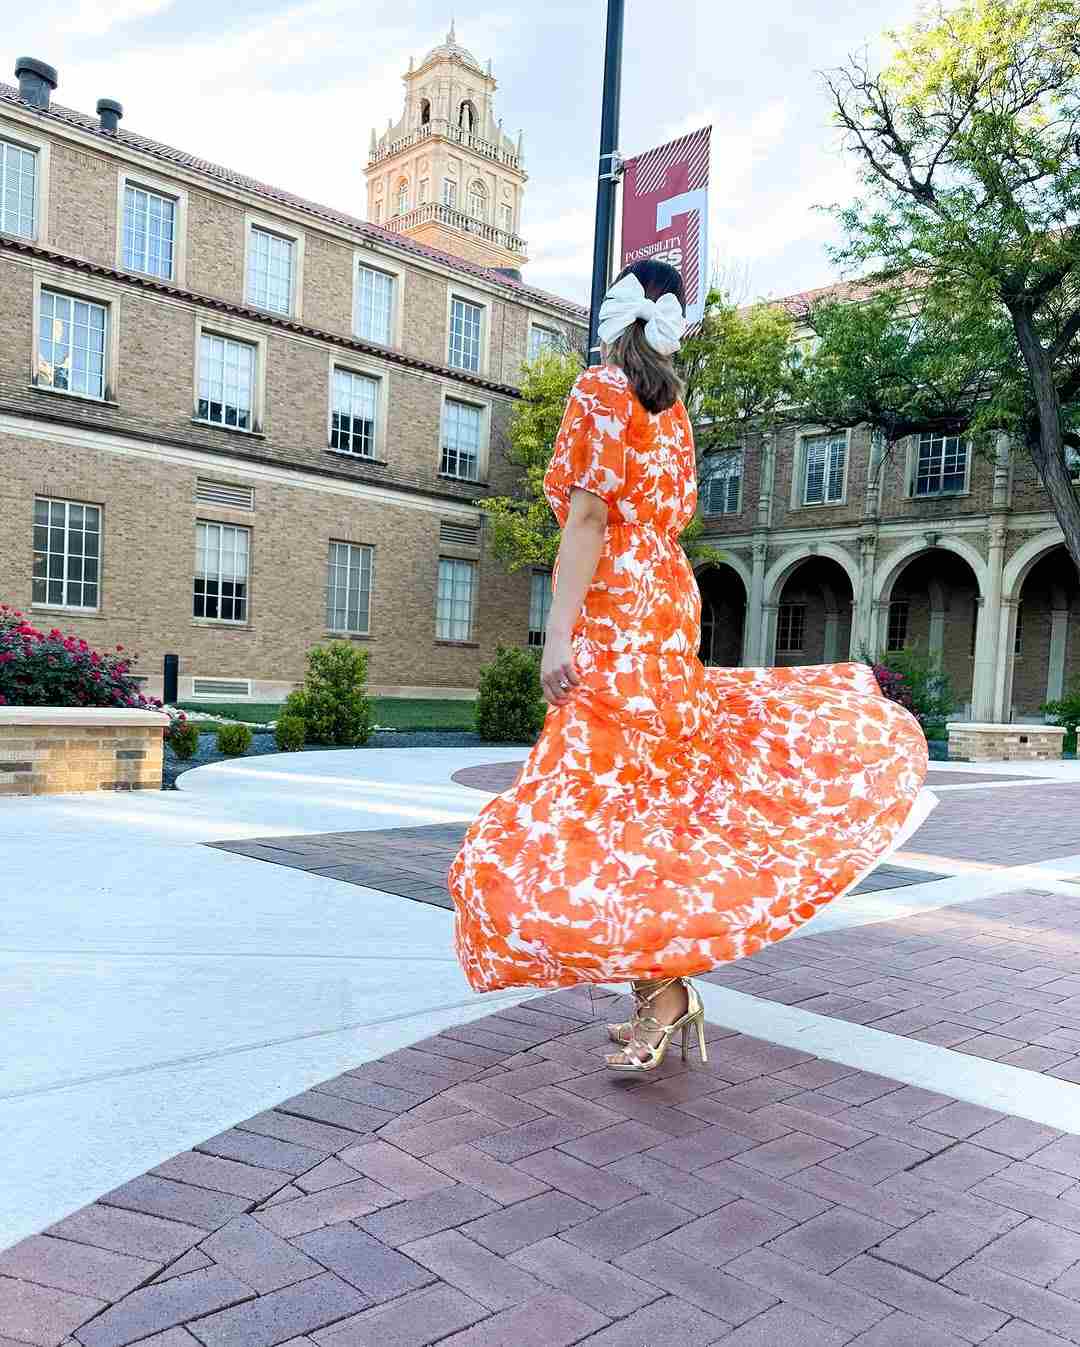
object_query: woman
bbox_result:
[448,259,932,1073]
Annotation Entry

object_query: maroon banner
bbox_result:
[620,126,711,323]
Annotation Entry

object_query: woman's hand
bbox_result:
[540,629,581,707]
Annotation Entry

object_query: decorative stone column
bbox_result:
[853,533,878,657]
[1046,602,1070,703]
[972,517,1008,721]
[744,538,768,666]
[761,602,779,667]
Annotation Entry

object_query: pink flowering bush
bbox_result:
[870,662,916,716]
[0,604,162,711]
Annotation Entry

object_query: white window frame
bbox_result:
[0,124,49,243]
[31,271,120,403]
[419,178,429,203]
[701,447,743,516]
[352,252,405,348]
[116,168,187,284]
[194,520,251,625]
[886,599,910,652]
[32,496,102,613]
[446,286,489,375]
[192,313,266,434]
[244,212,304,319]
[439,391,489,482]
[436,556,477,643]
[528,569,552,648]
[468,180,487,221]
[396,179,410,216]
[443,178,458,208]
[776,602,807,654]
[500,202,513,234]
[327,354,388,460]
[907,431,971,498]
[795,428,849,508]
[527,321,562,362]
[0,128,48,242]
[327,540,374,636]
[372,201,382,224]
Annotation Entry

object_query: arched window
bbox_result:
[468,181,487,221]
[420,98,431,126]
[459,100,476,133]
[396,180,409,216]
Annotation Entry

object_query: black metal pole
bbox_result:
[587,0,625,365]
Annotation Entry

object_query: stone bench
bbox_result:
[0,707,170,796]
[947,721,1067,763]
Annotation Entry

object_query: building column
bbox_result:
[824,610,842,663]
[853,533,878,657]
[744,538,767,666]
[994,600,1020,722]
[972,518,1007,720]
[761,602,779,666]
[1047,604,1070,703]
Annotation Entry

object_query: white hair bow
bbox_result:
[597,272,687,356]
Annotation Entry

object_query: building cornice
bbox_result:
[0,233,523,399]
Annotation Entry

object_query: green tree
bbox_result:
[792,283,1008,489]
[823,0,1080,568]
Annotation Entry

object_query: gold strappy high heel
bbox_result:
[605,978,708,1073]
[607,977,678,1046]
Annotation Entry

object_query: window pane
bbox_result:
[436,558,475,640]
[193,522,250,621]
[198,333,256,429]
[247,226,293,314]
[355,266,394,344]
[916,432,967,496]
[327,541,372,633]
[448,297,482,371]
[0,140,37,238]
[331,369,378,456]
[441,399,482,479]
[529,570,552,647]
[32,496,101,608]
[39,289,106,398]
[702,449,742,515]
[123,184,175,278]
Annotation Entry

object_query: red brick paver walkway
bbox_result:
[6,986,1080,1346]
[705,889,1080,1082]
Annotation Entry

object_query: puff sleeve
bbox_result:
[543,368,634,526]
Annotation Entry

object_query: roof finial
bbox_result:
[407,53,413,71]
[448,16,456,43]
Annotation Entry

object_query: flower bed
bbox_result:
[0,606,168,795]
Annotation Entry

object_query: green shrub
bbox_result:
[475,646,546,743]
[274,713,307,752]
[216,721,253,756]
[869,645,954,728]
[1042,677,1080,738]
[284,642,375,746]
[168,718,200,760]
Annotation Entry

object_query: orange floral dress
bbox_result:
[448,365,932,993]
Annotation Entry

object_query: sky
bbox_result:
[6,0,914,306]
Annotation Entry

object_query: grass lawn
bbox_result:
[178,697,477,732]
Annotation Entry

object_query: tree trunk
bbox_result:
[1010,305,1080,574]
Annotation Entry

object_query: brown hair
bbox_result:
[606,259,686,414]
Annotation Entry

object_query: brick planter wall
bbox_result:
[947,721,1067,762]
[0,708,170,796]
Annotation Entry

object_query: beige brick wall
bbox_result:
[0,431,535,695]
[948,725,1065,762]
[0,723,163,795]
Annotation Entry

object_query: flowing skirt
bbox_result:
[448,645,934,993]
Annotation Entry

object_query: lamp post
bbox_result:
[587,0,625,365]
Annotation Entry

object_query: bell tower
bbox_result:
[365,23,528,274]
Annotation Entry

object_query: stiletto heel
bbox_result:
[606,979,708,1074]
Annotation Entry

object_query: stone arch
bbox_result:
[873,535,988,606]
[763,542,860,608]
[695,560,749,667]
[1001,527,1066,603]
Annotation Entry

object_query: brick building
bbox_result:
[695,280,1080,721]
[0,45,582,703]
